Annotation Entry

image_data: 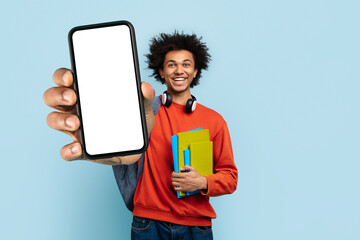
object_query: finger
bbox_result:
[53,68,73,87]
[179,166,187,172]
[174,185,186,191]
[171,174,177,181]
[180,165,195,172]
[60,141,83,161]
[47,111,80,132]
[141,82,155,109]
[172,182,181,189]
[171,172,184,179]
[43,87,77,110]
[172,180,182,186]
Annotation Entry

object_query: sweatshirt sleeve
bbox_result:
[201,121,238,197]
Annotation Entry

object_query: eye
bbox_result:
[183,63,190,67]
[168,63,175,67]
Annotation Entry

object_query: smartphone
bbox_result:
[68,20,148,159]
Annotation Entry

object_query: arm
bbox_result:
[43,68,155,165]
[201,122,238,196]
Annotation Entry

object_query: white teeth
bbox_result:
[174,78,186,81]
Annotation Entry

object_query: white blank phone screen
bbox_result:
[72,25,144,155]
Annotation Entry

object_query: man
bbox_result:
[44,31,237,239]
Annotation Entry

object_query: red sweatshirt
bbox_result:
[132,98,238,226]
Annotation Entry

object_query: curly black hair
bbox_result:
[145,31,211,88]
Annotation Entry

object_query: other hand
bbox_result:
[171,165,208,192]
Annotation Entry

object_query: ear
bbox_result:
[194,69,198,78]
[159,69,164,79]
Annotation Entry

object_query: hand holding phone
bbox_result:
[68,21,148,159]
[44,21,154,162]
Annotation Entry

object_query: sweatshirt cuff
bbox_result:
[201,175,214,196]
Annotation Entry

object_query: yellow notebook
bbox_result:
[190,141,213,177]
[177,129,210,196]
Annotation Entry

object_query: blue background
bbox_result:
[1,0,359,239]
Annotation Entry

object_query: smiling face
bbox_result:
[159,50,198,95]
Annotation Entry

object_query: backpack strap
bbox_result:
[152,95,161,115]
[112,96,161,211]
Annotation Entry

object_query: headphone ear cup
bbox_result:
[185,98,196,113]
[161,92,167,106]
[191,100,197,112]
[162,92,172,107]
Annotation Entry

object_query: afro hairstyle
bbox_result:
[145,31,211,88]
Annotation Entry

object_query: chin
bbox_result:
[171,85,189,93]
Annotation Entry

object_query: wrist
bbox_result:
[145,110,155,133]
[201,176,208,190]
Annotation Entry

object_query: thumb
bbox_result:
[141,82,155,110]
[181,165,193,172]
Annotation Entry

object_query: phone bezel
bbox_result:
[68,20,148,160]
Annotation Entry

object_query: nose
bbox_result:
[175,65,184,74]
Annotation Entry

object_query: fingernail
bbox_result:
[71,145,79,154]
[65,117,75,127]
[62,90,72,102]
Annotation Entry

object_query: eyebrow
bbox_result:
[165,59,193,64]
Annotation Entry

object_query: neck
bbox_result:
[167,89,192,105]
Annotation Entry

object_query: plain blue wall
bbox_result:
[1,0,359,239]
